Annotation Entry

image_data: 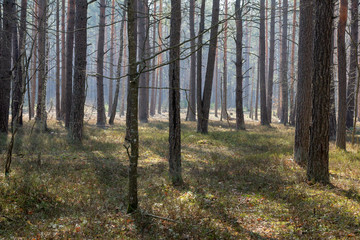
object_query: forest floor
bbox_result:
[0,114,360,239]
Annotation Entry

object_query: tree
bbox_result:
[168,0,183,185]
[266,0,275,122]
[65,0,75,128]
[235,0,245,130]
[157,0,163,114]
[221,0,229,121]
[126,0,139,213]
[109,10,126,125]
[149,0,157,117]
[35,0,48,130]
[0,0,14,134]
[289,0,297,125]
[294,0,314,166]
[280,0,288,125]
[197,0,220,134]
[69,0,88,141]
[186,0,196,121]
[196,0,205,132]
[259,0,269,125]
[96,0,107,127]
[108,0,116,117]
[56,0,60,120]
[336,0,347,150]
[30,0,38,120]
[138,0,149,123]
[346,0,358,128]
[307,0,334,184]
[60,0,66,119]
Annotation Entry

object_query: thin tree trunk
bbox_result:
[280,0,288,125]
[120,22,127,117]
[108,0,116,117]
[55,0,60,120]
[329,27,337,140]
[60,0,66,119]
[289,0,297,125]
[249,68,255,119]
[255,60,259,121]
[150,0,157,117]
[186,0,196,121]
[65,0,75,128]
[235,0,245,130]
[196,0,205,132]
[214,48,219,117]
[307,0,333,184]
[277,0,282,120]
[198,0,220,134]
[69,0,88,141]
[30,0,38,120]
[260,0,269,125]
[294,0,314,166]
[96,0,107,127]
[346,0,358,128]
[157,0,163,114]
[109,9,126,125]
[168,0,183,185]
[221,0,229,121]
[336,0,348,150]
[267,0,275,122]
[126,0,139,213]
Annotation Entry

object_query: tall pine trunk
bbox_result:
[266,0,275,122]
[260,0,269,125]
[280,0,288,125]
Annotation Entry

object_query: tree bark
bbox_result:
[96,0,107,127]
[126,0,139,213]
[260,0,269,125]
[30,0,38,120]
[221,0,229,121]
[267,0,276,122]
[69,0,88,141]
[280,0,289,125]
[197,0,220,134]
[168,0,183,185]
[307,0,334,184]
[336,0,347,150]
[289,0,297,125]
[346,0,358,128]
[157,0,163,114]
[186,0,196,121]
[108,0,116,117]
[294,0,314,166]
[196,0,205,132]
[150,0,157,117]
[56,0,60,120]
[60,0,66,119]
[235,0,245,130]
[65,0,75,128]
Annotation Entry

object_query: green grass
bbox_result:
[0,119,360,239]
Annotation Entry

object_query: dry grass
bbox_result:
[0,116,359,239]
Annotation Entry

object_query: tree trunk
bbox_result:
[221,0,229,121]
[260,0,269,125]
[69,0,88,141]
[346,0,358,128]
[280,0,288,125]
[294,0,314,166]
[307,0,334,184]
[197,0,220,134]
[196,0,205,132]
[138,0,149,123]
[150,0,157,117]
[120,21,127,117]
[214,48,219,117]
[108,0,116,117]
[65,0,75,128]
[35,0,47,130]
[267,0,275,122]
[277,0,282,120]
[96,0,106,127]
[55,0,60,120]
[157,0,163,114]
[336,0,347,150]
[329,27,337,140]
[60,0,66,119]
[109,9,126,125]
[235,0,245,130]
[186,0,196,121]
[289,0,297,125]
[255,59,259,120]
[0,0,14,133]
[126,0,139,213]
[168,0,183,185]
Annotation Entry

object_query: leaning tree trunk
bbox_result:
[65,0,75,128]
[126,0,139,214]
[235,0,245,130]
[168,0,183,185]
[69,0,88,141]
[336,0,347,150]
[96,0,106,127]
[307,0,334,184]
[197,0,220,134]
[259,0,269,125]
[294,0,314,166]
[346,0,358,128]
